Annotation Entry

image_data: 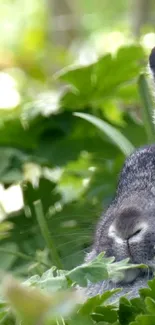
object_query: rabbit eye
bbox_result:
[133,229,142,236]
[129,228,142,240]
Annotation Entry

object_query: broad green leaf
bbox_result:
[57,45,144,109]
[79,289,120,315]
[92,305,118,323]
[119,297,139,325]
[32,268,68,293]
[67,262,109,287]
[132,315,155,325]
[57,254,146,288]
[68,314,94,325]
[55,63,94,92]
[145,297,155,314]
[140,278,155,300]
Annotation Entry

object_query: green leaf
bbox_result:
[119,297,139,325]
[140,278,155,300]
[79,289,120,315]
[61,254,146,288]
[68,314,94,325]
[92,305,118,323]
[132,315,155,325]
[57,45,144,109]
[145,297,155,314]
[67,261,109,287]
[108,258,147,283]
[56,63,94,93]
[31,268,68,293]
[3,276,80,325]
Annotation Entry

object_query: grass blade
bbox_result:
[34,200,63,269]
[138,74,155,143]
[74,112,134,156]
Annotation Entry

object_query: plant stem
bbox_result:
[34,200,63,269]
[0,248,50,268]
[138,74,155,143]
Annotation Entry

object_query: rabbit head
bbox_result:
[94,196,155,283]
[85,145,155,297]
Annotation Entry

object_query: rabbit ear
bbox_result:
[149,47,155,76]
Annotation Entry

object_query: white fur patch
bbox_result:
[108,225,124,244]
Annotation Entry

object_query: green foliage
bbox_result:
[0,16,155,322]
[57,45,144,109]
[0,44,151,275]
[0,255,154,325]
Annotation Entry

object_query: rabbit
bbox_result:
[85,48,155,299]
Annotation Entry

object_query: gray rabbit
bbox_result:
[85,48,155,299]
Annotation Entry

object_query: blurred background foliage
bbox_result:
[0,0,155,276]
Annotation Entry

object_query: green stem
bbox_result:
[138,74,155,143]
[0,248,50,268]
[34,200,63,269]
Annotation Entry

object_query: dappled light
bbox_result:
[0,73,21,109]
